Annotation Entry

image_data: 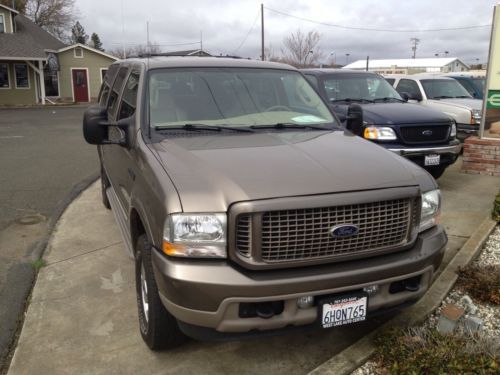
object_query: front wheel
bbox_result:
[427,166,446,179]
[135,235,186,350]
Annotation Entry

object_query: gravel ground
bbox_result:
[352,225,500,375]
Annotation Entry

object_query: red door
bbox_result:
[72,69,89,102]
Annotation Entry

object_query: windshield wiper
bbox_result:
[373,97,406,103]
[330,98,374,103]
[432,95,453,99]
[250,123,329,130]
[454,95,471,98]
[156,124,254,133]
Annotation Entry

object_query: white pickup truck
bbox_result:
[385,74,482,140]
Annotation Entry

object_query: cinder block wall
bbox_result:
[462,136,500,177]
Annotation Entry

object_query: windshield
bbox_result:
[421,79,472,99]
[148,68,335,129]
[319,73,402,102]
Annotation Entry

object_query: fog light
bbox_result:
[363,285,379,295]
[297,296,314,309]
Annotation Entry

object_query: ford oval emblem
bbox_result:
[330,224,359,238]
[422,130,433,136]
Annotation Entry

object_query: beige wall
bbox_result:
[57,47,116,102]
[0,60,37,105]
[0,8,13,33]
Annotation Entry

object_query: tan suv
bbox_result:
[83,57,447,350]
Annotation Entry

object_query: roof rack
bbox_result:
[135,53,250,60]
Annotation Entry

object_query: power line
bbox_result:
[108,41,200,47]
[232,10,261,54]
[265,7,491,33]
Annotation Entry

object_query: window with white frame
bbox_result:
[74,48,83,58]
[14,64,29,88]
[0,63,9,88]
[0,14,5,33]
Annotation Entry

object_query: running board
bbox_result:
[106,186,134,259]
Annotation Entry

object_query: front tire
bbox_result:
[101,167,111,210]
[135,235,186,350]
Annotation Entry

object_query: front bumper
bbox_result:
[387,141,461,168]
[152,225,447,335]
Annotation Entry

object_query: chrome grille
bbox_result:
[399,125,450,144]
[235,199,413,264]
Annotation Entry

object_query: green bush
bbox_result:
[374,327,498,374]
[493,190,500,222]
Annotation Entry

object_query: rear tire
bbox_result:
[101,167,111,210]
[135,234,186,350]
[427,166,446,179]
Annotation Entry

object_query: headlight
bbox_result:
[470,109,481,124]
[450,121,457,138]
[419,190,441,232]
[363,126,397,141]
[163,213,227,258]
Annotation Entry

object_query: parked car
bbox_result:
[302,69,461,179]
[84,57,447,350]
[444,72,486,99]
[386,74,483,140]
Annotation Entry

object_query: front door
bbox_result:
[72,69,89,102]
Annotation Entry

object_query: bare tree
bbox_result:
[25,0,76,40]
[109,43,161,59]
[280,30,324,68]
[0,0,27,12]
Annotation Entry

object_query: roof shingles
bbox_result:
[0,14,66,59]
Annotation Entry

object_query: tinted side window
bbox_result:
[385,78,395,85]
[107,67,128,119]
[395,79,421,97]
[455,78,476,96]
[118,72,140,120]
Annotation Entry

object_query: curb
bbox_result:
[308,217,497,375]
[29,172,99,261]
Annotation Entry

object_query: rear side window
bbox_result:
[395,79,421,97]
[98,64,119,106]
[107,67,129,120]
[385,78,395,85]
[117,72,140,120]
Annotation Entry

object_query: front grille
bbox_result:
[235,198,414,265]
[399,125,450,144]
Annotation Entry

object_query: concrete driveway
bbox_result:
[6,158,500,375]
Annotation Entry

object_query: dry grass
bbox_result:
[456,264,500,305]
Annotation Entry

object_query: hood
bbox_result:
[331,102,451,125]
[152,130,434,212]
[428,98,482,110]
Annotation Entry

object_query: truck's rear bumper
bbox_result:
[152,225,447,334]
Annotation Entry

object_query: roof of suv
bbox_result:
[301,68,379,76]
[115,56,296,70]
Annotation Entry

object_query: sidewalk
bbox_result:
[7,161,500,374]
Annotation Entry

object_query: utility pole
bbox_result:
[410,37,420,59]
[261,3,265,61]
[345,53,350,65]
[200,30,203,52]
[366,56,369,71]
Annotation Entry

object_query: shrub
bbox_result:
[457,264,500,305]
[374,327,498,374]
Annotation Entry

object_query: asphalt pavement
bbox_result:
[0,107,99,372]
[6,157,500,374]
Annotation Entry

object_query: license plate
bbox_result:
[425,154,440,166]
[320,294,368,329]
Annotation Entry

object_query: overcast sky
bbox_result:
[77,0,498,64]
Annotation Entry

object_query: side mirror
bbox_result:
[83,106,133,147]
[404,92,423,101]
[83,106,109,144]
[400,92,409,102]
[346,103,363,135]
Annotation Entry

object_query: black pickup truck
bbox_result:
[302,69,462,179]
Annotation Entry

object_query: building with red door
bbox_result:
[0,3,117,105]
